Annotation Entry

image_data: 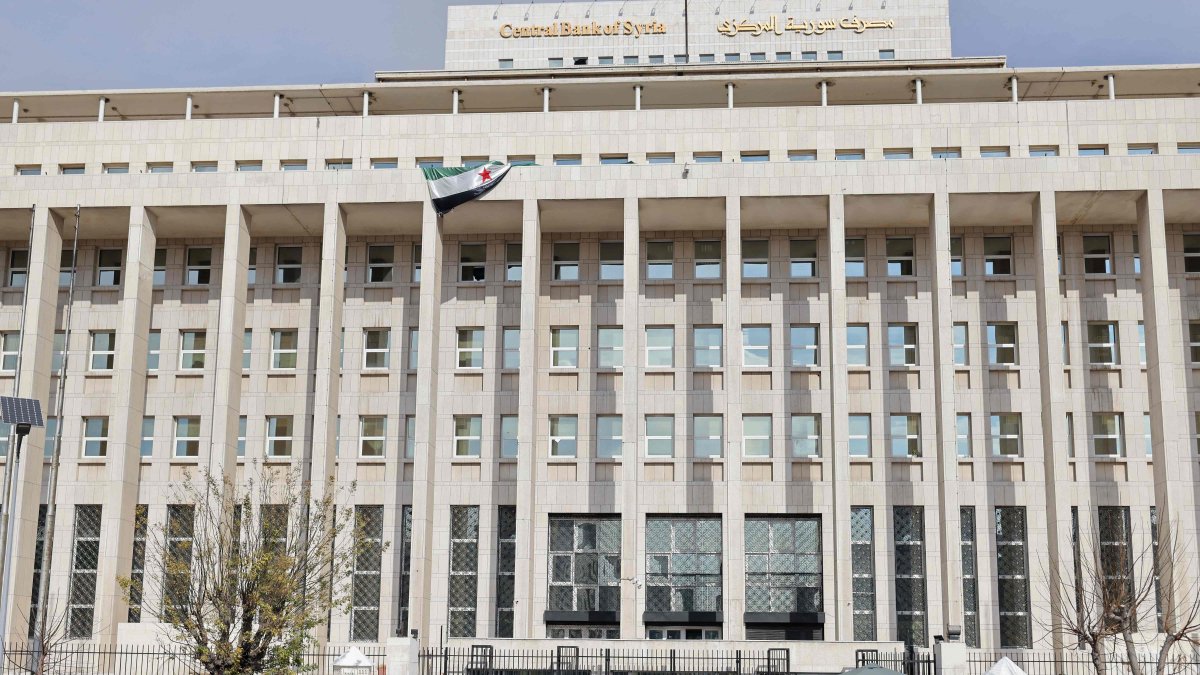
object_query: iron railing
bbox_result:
[855,648,936,675]
[966,650,1200,675]
[0,642,386,675]
[420,646,791,675]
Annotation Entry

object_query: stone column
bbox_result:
[514,199,542,638]
[826,194,853,639]
[207,203,250,483]
[1138,189,1200,629]
[723,196,746,640]
[619,197,643,639]
[928,192,963,639]
[93,204,156,639]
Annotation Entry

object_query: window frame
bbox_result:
[789,324,819,367]
[550,327,580,369]
[265,415,294,457]
[645,415,675,457]
[743,414,772,458]
[791,414,821,458]
[457,328,485,369]
[646,326,675,368]
[179,330,207,370]
[362,328,391,370]
[742,325,770,368]
[549,415,579,457]
[459,243,487,282]
[889,414,922,458]
[990,413,1023,457]
[82,417,109,457]
[174,416,201,457]
[270,329,299,370]
[887,324,918,367]
[1082,234,1114,275]
[367,245,394,283]
[453,415,482,457]
[89,331,116,371]
[790,239,818,278]
[691,326,722,368]
[359,415,386,458]
[692,414,724,459]
[983,236,1013,276]
[552,242,580,281]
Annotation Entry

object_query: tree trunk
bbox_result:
[1155,635,1177,675]
[1091,646,1108,675]
[1122,626,1143,675]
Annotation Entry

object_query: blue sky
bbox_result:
[1,0,1197,91]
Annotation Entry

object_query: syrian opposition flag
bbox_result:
[422,161,513,216]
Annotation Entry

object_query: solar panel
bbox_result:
[0,397,44,427]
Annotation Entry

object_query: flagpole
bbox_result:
[684,0,690,63]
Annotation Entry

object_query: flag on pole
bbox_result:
[422,161,513,216]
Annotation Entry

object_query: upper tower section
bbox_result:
[445,0,952,71]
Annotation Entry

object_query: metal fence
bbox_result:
[855,649,936,675]
[419,646,791,675]
[966,650,1200,675]
[0,642,386,675]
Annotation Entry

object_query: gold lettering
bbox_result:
[499,23,513,38]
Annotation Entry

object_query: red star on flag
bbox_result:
[479,166,492,182]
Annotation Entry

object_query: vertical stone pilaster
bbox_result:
[826,194,853,640]
[619,198,643,639]
[722,196,746,641]
[207,203,250,483]
[514,199,542,638]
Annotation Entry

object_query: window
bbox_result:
[845,238,866,277]
[692,415,723,458]
[552,242,579,281]
[987,323,1018,365]
[887,324,918,367]
[246,247,257,285]
[981,146,1011,158]
[788,150,817,161]
[984,236,1013,275]
[886,238,915,276]
[932,148,962,159]
[103,163,129,174]
[959,507,980,647]
[240,329,252,370]
[553,155,582,166]
[136,417,154,458]
[185,247,212,285]
[499,415,518,458]
[789,325,818,366]
[889,414,921,458]
[270,329,298,369]
[748,52,766,62]
[359,416,385,457]
[1092,413,1124,457]
[1087,322,1119,365]
[547,516,621,618]
[742,240,769,278]
[645,415,674,457]
[645,517,722,613]
[266,416,294,456]
[790,239,817,277]
[1181,143,1200,155]
[236,161,262,172]
[237,416,246,457]
[67,504,102,638]
[1079,145,1108,157]
[1143,412,1153,456]
[1062,322,1071,365]
[597,327,622,369]
[724,53,740,62]
[1137,322,1145,365]
[94,249,123,286]
[8,249,28,287]
[147,163,173,174]
[412,244,422,282]
[153,249,167,285]
[851,507,877,640]
[774,51,792,61]
[408,329,419,370]
[597,56,614,65]
[550,327,579,368]
[646,153,675,165]
[692,152,721,163]
[743,415,771,457]
[457,328,484,368]
[82,417,109,457]
[990,414,1022,457]
[599,242,623,280]
[1132,234,1141,275]
[646,327,674,367]
[952,323,968,366]
[827,51,844,61]
[89,331,115,371]
[41,417,57,458]
[548,57,564,68]
[1128,144,1157,156]
[273,246,302,284]
[694,241,722,279]
[363,329,390,369]
[1082,233,1116,275]
[745,516,822,615]
[447,506,480,638]
[179,330,206,369]
[835,149,864,161]
[366,245,393,283]
[1066,413,1076,458]
[1030,146,1059,157]
[190,162,217,173]
[454,415,481,457]
[350,505,384,641]
[801,51,817,61]
[459,243,486,282]
[174,416,201,457]
[742,325,770,367]
[884,148,913,160]
[791,414,821,457]
[549,415,578,457]
[502,327,520,369]
[507,156,535,167]
[144,330,160,371]
[956,414,972,457]
[596,415,622,458]
[848,414,871,457]
[600,154,629,165]
[404,416,416,458]
[893,506,928,646]
[995,507,1032,648]
[0,332,17,372]
[739,151,769,163]
[497,58,514,69]
[692,326,722,368]
[847,324,869,366]
[623,55,639,65]
[505,242,521,282]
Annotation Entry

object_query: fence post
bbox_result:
[736,650,742,674]
[604,648,611,675]
[932,640,967,675]
[670,649,676,675]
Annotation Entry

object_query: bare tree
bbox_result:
[1147,523,1200,675]
[5,598,85,675]
[120,466,374,675]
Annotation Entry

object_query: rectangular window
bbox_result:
[597,241,623,280]
[236,160,262,172]
[67,504,102,639]
[358,416,386,458]
[879,49,896,59]
[801,51,817,61]
[692,414,723,458]
[89,331,116,371]
[493,506,517,638]
[776,51,792,61]
[454,415,482,457]
[851,507,877,640]
[185,247,212,285]
[724,53,740,62]
[845,238,866,277]
[408,329,419,370]
[835,149,864,161]
[8,249,28,287]
[238,416,246,457]
[1092,413,1124,457]
[692,326,722,368]
[600,154,629,165]
[742,239,769,278]
[404,416,415,458]
[447,506,480,638]
[270,329,298,369]
[549,415,578,457]
[996,507,1032,648]
[981,146,1011,158]
[274,245,302,284]
[240,329,252,370]
[597,415,622,458]
[1184,234,1200,273]
[0,332,17,372]
[95,249,123,286]
[987,323,1018,365]
[553,155,582,166]
[645,415,674,457]
[363,329,390,369]
[247,247,257,285]
[147,163,173,174]
[163,505,195,616]
[790,239,817,277]
[82,416,109,457]
[624,55,639,65]
[745,516,822,614]
[1133,235,1141,275]
[889,414,921,458]
[788,150,817,162]
[647,326,674,368]
[884,148,914,160]
[350,506,384,641]
[740,151,769,163]
[412,244,422,282]
[174,416,201,457]
[956,414,971,458]
[694,240,722,279]
[646,153,675,165]
[457,328,483,368]
[266,415,293,456]
[1083,234,1113,274]
[141,417,155,457]
[505,242,522,282]
[953,323,968,366]
[984,236,1013,275]
[961,507,980,647]
[153,248,167,286]
[367,245,394,283]
[645,517,722,613]
[1079,145,1109,157]
[147,330,160,372]
[497,58,514,69]
[1087,322,1119,365]
[791,414,820,458]
[789,325,818,366]
[551,327,579,368]
[847,324,869,366]
[647,241,674,279]
[743,414,771,457]
[103,163,129,174]
[396,505,413,634]
[499,415,518,459]
[990,414,1022,457]
[742,325,770,367]
[893,506,927,647]
[932,147,962,159]
[547,516,621,617]
[1067,413,1076,458]
[126,505,147,623]
[325,159,352,171]
[597,326,622,369]
[179,330,206,369]
[1143,412,1153,457]
[60,249,75,287]
[1062,322,1071,365]
[1030,146,1059,157]
[887,324,918,366]
[502,327,521,369]
[459,243,486,282]
[552,242,580,281]
[848,414,871,457]
[827,51,844,61]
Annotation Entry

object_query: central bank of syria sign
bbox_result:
[499,20,668,39]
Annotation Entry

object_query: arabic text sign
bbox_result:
[717,16,896,37]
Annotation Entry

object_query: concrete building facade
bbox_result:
[0,0,1198,660]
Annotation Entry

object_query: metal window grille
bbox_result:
[893,506,927,647]
[645,516,722,613]
[850,506,876,640]
[28,505,47,638]
[745,516,822,613]
[396,505,413,636]
[1151,507,1163,631]
[996,506,1032,647]
[447,506,480,637]
[1098,506,1136,630]
[1071,506,1083,645]
[164,505,195,617]
[495,506,517,637]
[352,505,384,641]
[547,516,621,614]
[128,505,148,623]
[68,504,103,639]
[960,506,979,647]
